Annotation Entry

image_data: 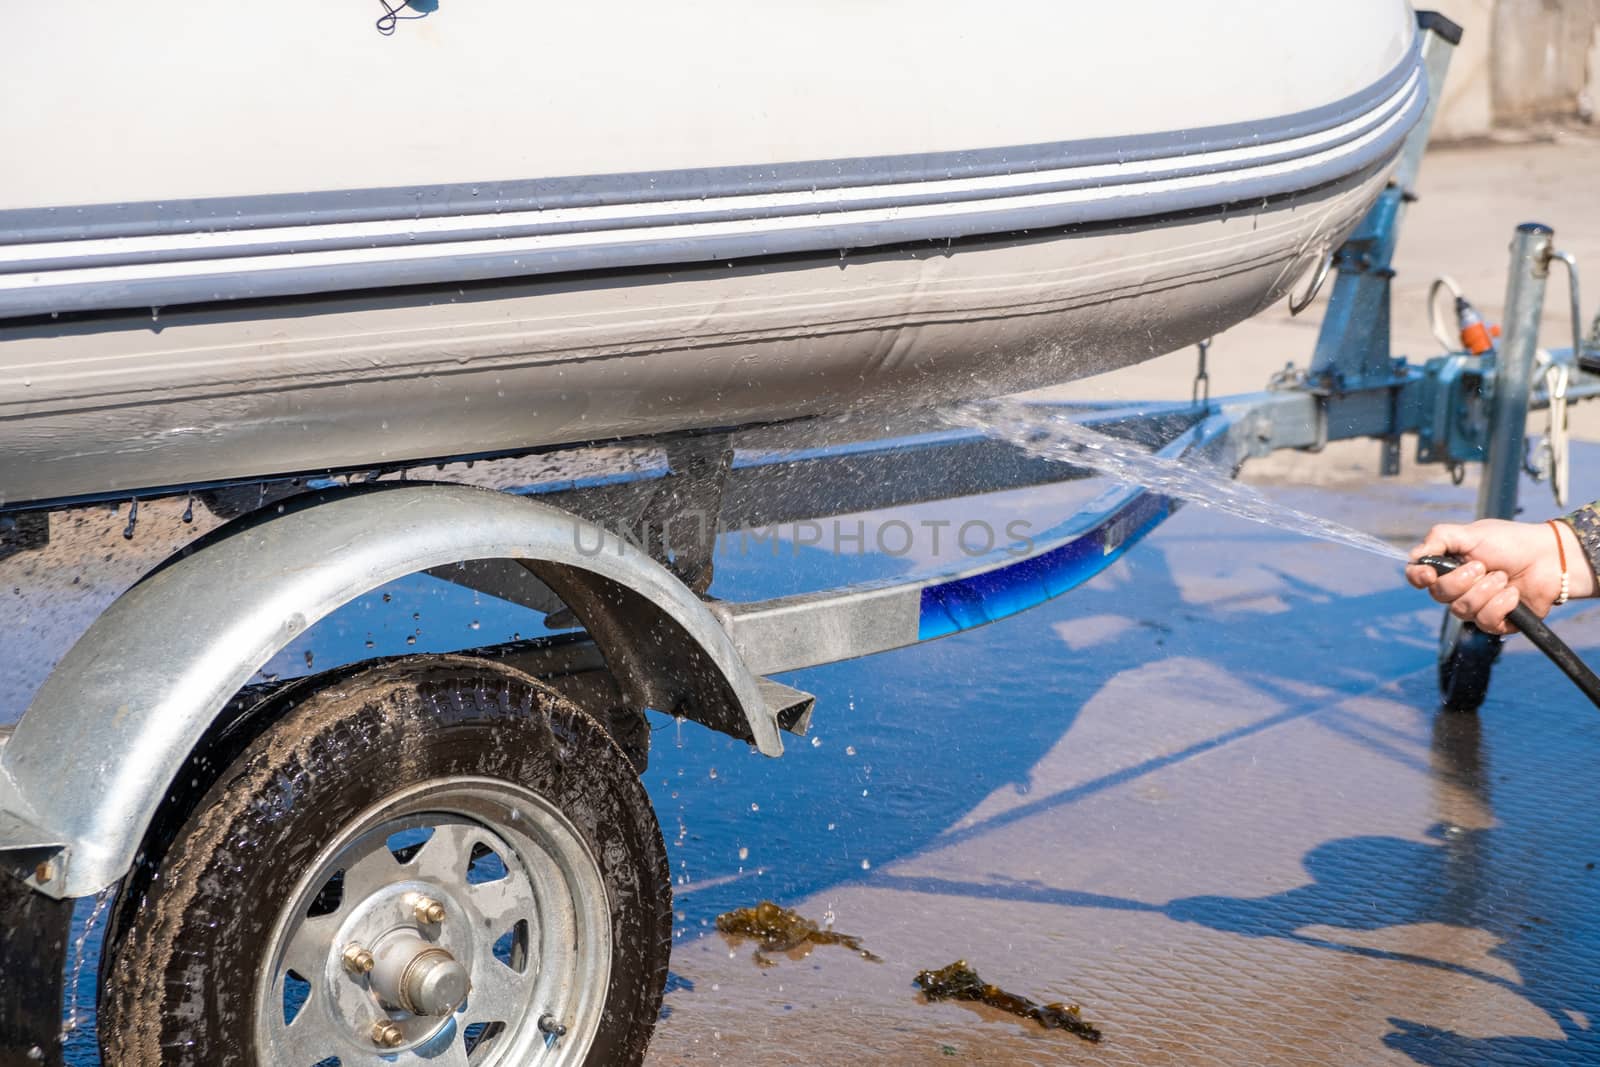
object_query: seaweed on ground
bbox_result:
[714,900,882,967]
[914,960,1102,1043]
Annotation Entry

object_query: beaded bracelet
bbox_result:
[1549,519,1570,606]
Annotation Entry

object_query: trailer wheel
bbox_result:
[1438,613,1502,712]
[99,656,670,1067]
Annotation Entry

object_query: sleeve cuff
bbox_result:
[1560,504,1600,579]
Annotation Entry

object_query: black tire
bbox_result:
[1438,613,1502,712]
[99,656,671,1066]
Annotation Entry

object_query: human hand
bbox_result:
[1405,518,1593,634]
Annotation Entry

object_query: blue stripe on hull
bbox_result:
[918,490,1175,641]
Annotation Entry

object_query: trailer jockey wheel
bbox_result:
[98,657,671,1067]
[1438,613,1502,713]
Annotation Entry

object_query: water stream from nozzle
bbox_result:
[947,397,1409,562]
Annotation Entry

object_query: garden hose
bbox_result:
[1419,555,1600,710]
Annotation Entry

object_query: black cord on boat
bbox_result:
[375,0,430,35]
[1418,555,1600,710]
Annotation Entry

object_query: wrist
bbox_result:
[1556,520,1598,600]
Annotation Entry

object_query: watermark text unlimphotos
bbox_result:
[569,510,1037,560]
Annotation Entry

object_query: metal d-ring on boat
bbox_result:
[1287,246,1336,316]
[0,0,1427,511]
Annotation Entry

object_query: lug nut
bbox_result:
[342,944,376,975]
[371,1020,405,1049]
[412,895,446,925]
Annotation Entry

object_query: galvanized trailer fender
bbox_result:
[0,483,783,903]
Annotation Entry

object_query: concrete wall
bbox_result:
[1427,0,1600,140]
[1429,0,1497,139]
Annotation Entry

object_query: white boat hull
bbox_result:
[0,0,1424,507]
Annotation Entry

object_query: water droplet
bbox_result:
[60,888,115,1040]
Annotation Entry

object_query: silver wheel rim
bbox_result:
[252,776,612,1066]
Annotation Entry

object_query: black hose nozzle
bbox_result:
[1416,554,1600,710]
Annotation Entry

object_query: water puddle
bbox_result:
[915,959,1102,1043]
[947,398,1409,563]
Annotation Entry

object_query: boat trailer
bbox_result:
[3,11,1599,1063]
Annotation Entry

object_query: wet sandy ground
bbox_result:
[642,459,1600,1066]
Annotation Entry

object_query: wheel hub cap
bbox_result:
[254,779,612,1065]
[377,939,470,1017]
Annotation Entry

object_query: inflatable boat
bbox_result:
[0,0,1425,509]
